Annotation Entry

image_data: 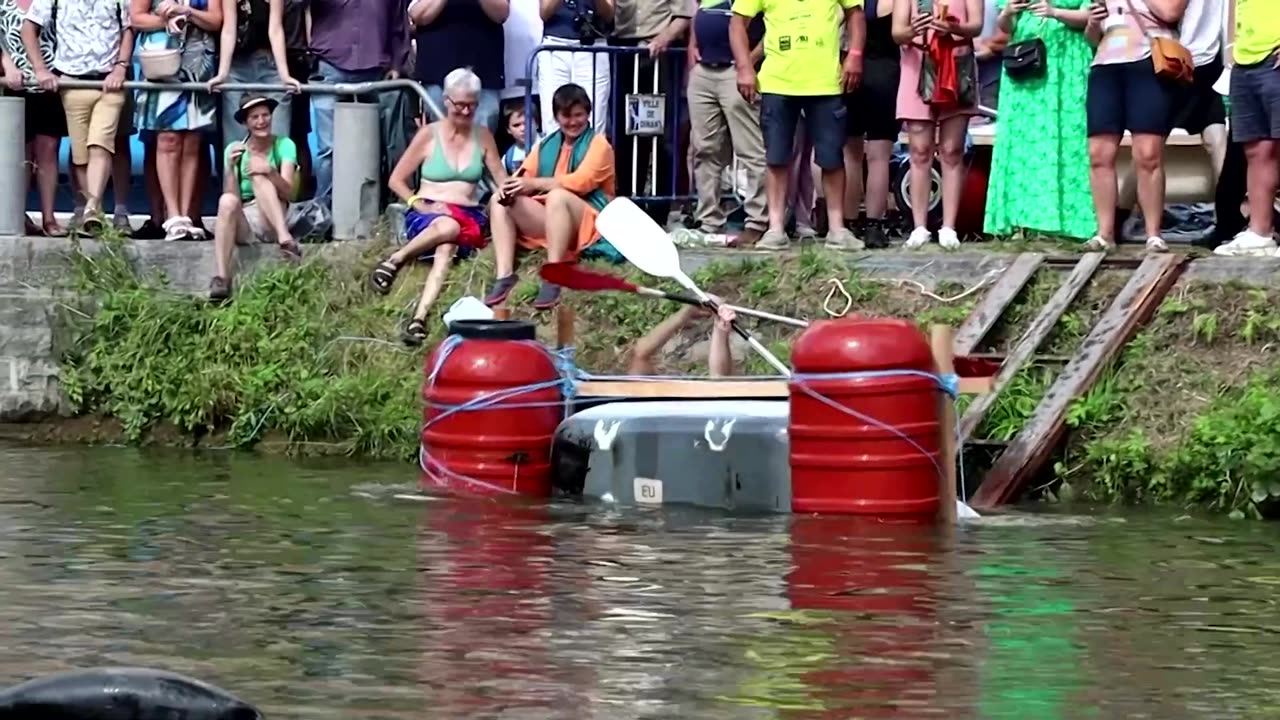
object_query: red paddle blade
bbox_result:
[539,262,639,293]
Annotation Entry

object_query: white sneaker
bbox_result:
[1084,235,1115,253]
[904,226,931,249]
[938,226,961,250]
[1145,236,1168,253]
[1214,229,1277,257]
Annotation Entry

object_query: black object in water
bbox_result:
[0,667,262,719]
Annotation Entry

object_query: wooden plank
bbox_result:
[953,253,1045,356]
[957,253,1104,444]
[577,377,994,400]
[972,254,1186,508]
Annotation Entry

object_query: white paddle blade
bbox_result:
[595,197,683,280]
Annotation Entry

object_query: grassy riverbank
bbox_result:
[22,235,1280,516]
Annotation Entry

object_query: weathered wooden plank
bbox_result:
[953,252,1045,356]
[958,253,1104,443]
[972,253,1185,508]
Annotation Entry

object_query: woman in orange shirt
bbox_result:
[482,83,618,311]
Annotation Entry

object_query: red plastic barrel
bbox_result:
[788,317,941,518]
[421,319,563,497]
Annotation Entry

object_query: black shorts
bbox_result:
[844,55,901,141]
[760,93,847,169]
[1086,59,1176,137]
[24,90,68,140]
[287,56,312,136]
[1169,56,1227,134]
[1230,56,1280,143]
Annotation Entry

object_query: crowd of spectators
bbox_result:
[0,0,1275,336]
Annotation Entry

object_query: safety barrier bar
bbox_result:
[523,44,693,212]
[0,78,480,240]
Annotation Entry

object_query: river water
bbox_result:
[2,443,1279,719]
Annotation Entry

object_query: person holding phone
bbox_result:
[1081,0,1189,253]
[984,0,1097,243]
[892,0,984,250]
[209,95,300,303]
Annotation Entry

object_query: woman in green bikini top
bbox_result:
[371,68,510,346]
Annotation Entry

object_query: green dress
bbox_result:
[984,3,1097,241]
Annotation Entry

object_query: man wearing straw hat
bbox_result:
[208,94,301,303]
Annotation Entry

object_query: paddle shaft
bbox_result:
[674,272,792,377]
[634,287,809,328]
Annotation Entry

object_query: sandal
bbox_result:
[278,238,302,262]
[400,317,428,347]
[368,259,400,295]
[42,221,68,238]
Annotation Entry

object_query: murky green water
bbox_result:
[3,443,1280,718]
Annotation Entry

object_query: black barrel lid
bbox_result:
[447,319,538,341]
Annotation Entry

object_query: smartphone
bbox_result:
[917,0,933,13]
[497,167,526,207]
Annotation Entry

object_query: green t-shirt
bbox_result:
[223,137,299,201]
[1234,0,1280,66]
[731,0,862,96]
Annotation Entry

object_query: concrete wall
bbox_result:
[2,233,1275,422]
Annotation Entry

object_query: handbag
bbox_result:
[1002,37,1047,81]
[1121,0,1194,84]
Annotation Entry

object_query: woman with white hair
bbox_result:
[367,68,510,346]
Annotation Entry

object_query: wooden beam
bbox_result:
[957,253,1104,443]
[931,325,958,526]
[953,253,1045,356]
[576,376,993,400]
[972,253,1185,508]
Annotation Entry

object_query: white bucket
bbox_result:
[442,296,494,328]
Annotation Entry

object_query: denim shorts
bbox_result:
[760,93,847,170]
[1230,57,1280,143]
[1086,60,1176,137]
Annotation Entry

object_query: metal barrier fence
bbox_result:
[523,44,695,213]
[0,78,455,240]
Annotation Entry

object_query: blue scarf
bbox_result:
[535,128,624,264]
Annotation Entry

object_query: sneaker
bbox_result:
[756,230,790,250]
[162,216,191,242]
[862,219,890,249]
[484,274,518,307]
[1145,236,1169,253]
[532,282,561,310]
[904,226,931,249]
[1214,229,1277,257]
[1084,235,1116,253]
[795,224,818,240]
[133,219,165,240]
[823,226,864,251]
[938,227,961,250]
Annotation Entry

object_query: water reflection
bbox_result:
[3,444,1280,718]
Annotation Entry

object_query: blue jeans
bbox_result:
[222,51,293,149]
[312,60,386,204]
[423,84,501,133]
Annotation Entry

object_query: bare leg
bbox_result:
[488,195,546,278]
[1130,133,1166,240]
[112,129,131,216]
[180,133,203,221]
[766,166,788,234]
[390,216,462,267]
[33,136,62,231]
[1202,124,1228,186]
[145,138,164,223]
[213,193,246,280]
[248,174,294,245]
[85,146,114,214]
[905,121,936,229]
[1088,135,1121,241]
[864,139,894,219]
[1245,139,1278,236]
[544,189,587,262]
[937,116,969,230]
[155,132,185,221]
[843,137,864,220]
[412,243,458,321]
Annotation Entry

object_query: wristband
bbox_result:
[849,49,863,57]
[406,194,422,208]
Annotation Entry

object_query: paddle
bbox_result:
[539,262,810,329]
[593,197,793,377]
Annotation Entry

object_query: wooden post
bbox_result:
[931,324,958,526]
[494,308,511,320]
[556,306,576,349]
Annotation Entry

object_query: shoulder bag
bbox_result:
[1122,0,1193,84]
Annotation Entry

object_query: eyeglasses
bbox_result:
[446,97,478,112]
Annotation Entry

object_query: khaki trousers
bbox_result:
[61,88,125,166]
[687,64,767,232]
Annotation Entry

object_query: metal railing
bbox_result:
[523,44,693,211]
